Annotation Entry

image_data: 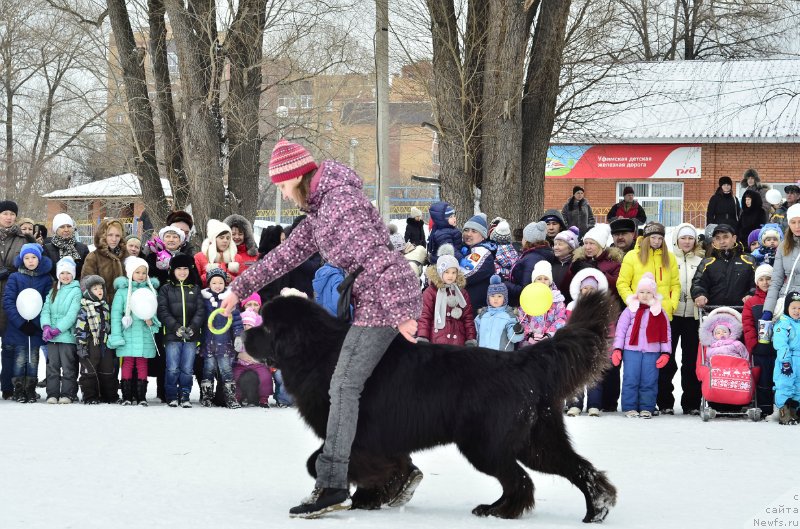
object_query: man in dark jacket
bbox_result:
[691,224,755,308]
[44,213,90,280]
[539,209,567,247]
[607,186,647,225]
[404,206,426,247]
[706,176,741,229]
[460,213,497,310]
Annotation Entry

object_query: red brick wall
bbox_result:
[544,143,800,227]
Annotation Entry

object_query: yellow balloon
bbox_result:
[520,282,553,317]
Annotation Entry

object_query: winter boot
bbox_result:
[120,379,133,406]
[24,377,39,403]
[136,379,148,407]
[224,382,241,409]
[289,487,352,518]
[200,380,214,407]
[12,377,25,403]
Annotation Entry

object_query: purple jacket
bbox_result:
[231,160,421,328]
[613,302,671,353]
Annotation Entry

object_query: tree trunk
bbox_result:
[520,0,572,230]
[226,0,267,221]
[4,85,13,200]
[164,0,227,237]
[107,0,169,230]
[148,0,189,210]
[480,0,527,224]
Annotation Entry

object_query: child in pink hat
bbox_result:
[612,272,672,419]
[233,309,274,407]
[699,307,748,361]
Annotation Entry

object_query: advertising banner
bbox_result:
[546,145,701,179]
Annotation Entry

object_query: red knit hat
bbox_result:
[269,139,318,183]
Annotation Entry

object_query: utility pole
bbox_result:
[375,0,390,223]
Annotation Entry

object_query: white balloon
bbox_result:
[16,288,43,321]
[130,288,158,321]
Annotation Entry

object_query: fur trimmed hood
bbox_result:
[223,214,258,257]
[569,267,609,301]
[699,306,743,346]
[572,245,624,263]
[425,263,466,289]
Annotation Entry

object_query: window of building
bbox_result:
[616,181,683,227]
[326,100,334,112]
[325,120,333,131]
[278,96,297,109]
[115,114,125,124]
[300,95,312,109]
[167,51,179,76]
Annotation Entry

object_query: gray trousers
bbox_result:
[315,325,398,489]
[46,342,78,399]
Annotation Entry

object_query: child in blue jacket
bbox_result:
[474,275,524,350]
[426,201,462,264]
[1,243,52,402]
[772,291,800,425]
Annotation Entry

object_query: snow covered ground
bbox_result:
[0,368,796,529]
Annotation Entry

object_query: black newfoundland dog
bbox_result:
[244,290,618,522]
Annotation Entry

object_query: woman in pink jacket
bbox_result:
[220,140,420,518]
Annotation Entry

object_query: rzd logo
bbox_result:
[676,167,697,176]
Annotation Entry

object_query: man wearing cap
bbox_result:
[460,213,498,310]
[770,184,800,232]
[539,209,567,247]
[706,176,741,229]
[44,213,90,280]
[609,218,638,254]
[691,223,755,308]
[561,186,596,237]
[0,200,35,399]
[606,186,647,225]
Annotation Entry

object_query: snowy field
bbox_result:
[0,371,796,529]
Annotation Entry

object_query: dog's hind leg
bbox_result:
[518,414,617,523]
[459,442,533,519]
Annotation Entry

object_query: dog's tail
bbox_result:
[528,290,617,403]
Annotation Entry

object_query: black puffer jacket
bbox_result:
[404,217,426,247]
[690,245,755,307]
[156,279,206,342]
[737,189,767,244]
[706,188,741,228]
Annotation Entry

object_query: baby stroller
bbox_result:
[696,306,762,422]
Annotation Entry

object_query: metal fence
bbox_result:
[73,217,142,246]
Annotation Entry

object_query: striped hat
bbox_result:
[269,139,318,183]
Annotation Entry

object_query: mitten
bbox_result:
[611,349,623,367]
[656,353,670,369]
[460,246,469,257]
[513,322,523,334]
[50,328,61,339]
[416,336,429,343]
[228,261,240,274]
[184,327,195,340]
[76,345,88,358]
[781,361,794,377]
[234,336,243,353]
[20,321,37,336]
[465,339,477,347]
[175,326,186,339]
[761,311,773,321]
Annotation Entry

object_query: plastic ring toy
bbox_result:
[207,308,233,335]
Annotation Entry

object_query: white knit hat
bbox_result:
[531,260,553,283]
[755,264,773,282]
[788,204,800,223]
[52,213,75,232]
[121,257,158,329]
[201,219,237,267]
[55,257,76,282]
[583,223,612,249]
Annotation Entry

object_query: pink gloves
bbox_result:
[42,326,61,342]
[611,349,623,367]
[656,353,670,369]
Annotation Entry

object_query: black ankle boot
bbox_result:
[289,488,351,518]
[12,377,25,403]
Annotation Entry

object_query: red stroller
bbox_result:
[696,306,762,422]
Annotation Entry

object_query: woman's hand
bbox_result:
[397,319,417,343]
[221,291,240,317]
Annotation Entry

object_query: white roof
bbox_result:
[42,173,172,199]
[554,58,800,144]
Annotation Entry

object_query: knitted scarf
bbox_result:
[434,284,467,331]
[629,304,668,346]
[51,234,81,261]
[0,224,19,243]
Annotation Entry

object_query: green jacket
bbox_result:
[108,276,161,358]
[40,280,82,344]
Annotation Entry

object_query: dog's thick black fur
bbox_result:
[244,291,618,522]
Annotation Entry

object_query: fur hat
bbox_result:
[436,254,460,278]
[718,176,733,187]
[19,242,42,262]
[489,220,512,245]
[572,185,584,195]
[52,213,75,232]
[486,274,508,306]
[269,139,318,183]
[0,200,18,215]
[223,214,258,257]
[522,221,547,244]
[159,225,186,244]
[168,253,200,285]
[410,206,422,218]
[56,256,76,279]
[747,229,761,247]
[201,219,237,266]
[610,218,637,234]
[554,226,580,250]
[206,266,230,286]
[531,260,553,283]
[699,306,742,346]
[240,292,262,309]
[636,272,657,295]
[80,274,105,293]
[583,224,611,249]
[742,168,760,185]
[755,264,773,283]
[758,223,783,246]
[622,186,635,196]
[463,213,488,239]
[241,309,263,328]
[166,210,194,229]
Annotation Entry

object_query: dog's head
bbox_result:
[243,293,347,368]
